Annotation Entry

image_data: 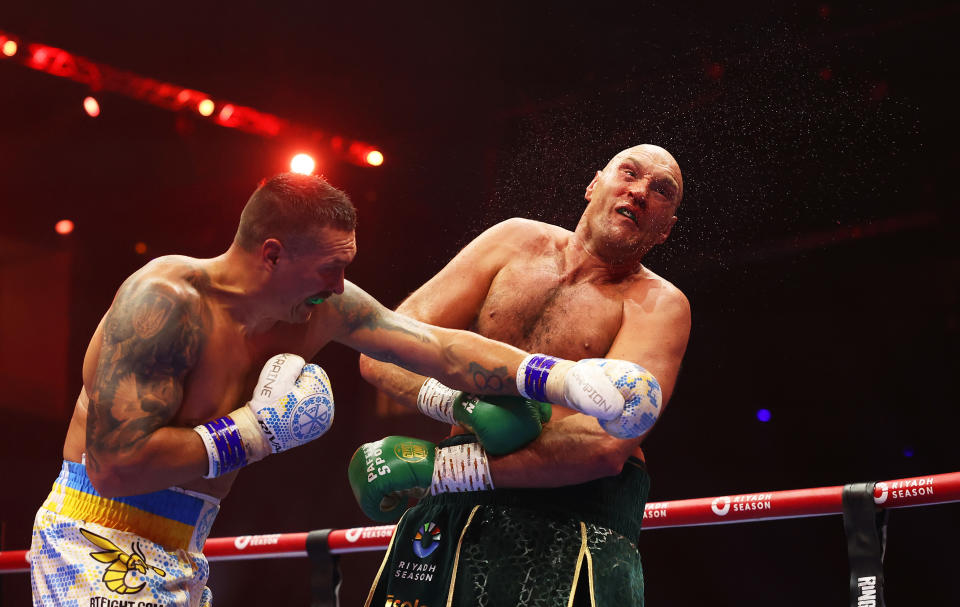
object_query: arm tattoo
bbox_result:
[331,291,429,343]
[85,272,210,472]
[468,362,509,393]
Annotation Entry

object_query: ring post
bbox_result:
[842,482,887,607]
[306,529,341,607]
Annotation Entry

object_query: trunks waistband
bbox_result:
[422,454,650,541]
[41,460,219,552]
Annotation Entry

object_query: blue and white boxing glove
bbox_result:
[516,354,661,438]
[193,353,335,478]
[580,359,662,439]
[517,354,625,420]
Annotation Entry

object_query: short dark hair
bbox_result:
[234,173,358,253]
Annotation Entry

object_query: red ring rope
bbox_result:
[2,470,956,574]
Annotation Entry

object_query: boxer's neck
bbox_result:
[205,246,288,333]
[563,232,648,283]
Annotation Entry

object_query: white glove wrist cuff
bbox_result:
[417,378,460,425]
[517,353,573,404]
[193,414,250,479]
[229,406,273,463]
[429,443,494,495]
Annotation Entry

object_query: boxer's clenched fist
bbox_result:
[517,354,661,438]
[193,354,334,478]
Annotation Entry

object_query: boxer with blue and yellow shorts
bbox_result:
[29,460,220,607]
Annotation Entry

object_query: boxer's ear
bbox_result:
[656,216,678,244]
[261,238,283,269]
[585,170,602,202]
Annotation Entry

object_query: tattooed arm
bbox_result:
[332,281,527,407]
[356,219,537,410]
[85,275,211,497]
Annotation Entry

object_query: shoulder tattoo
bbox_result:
[85,272,211,471]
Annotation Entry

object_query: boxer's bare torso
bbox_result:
[419,219,686,461]
[62,256,340,499]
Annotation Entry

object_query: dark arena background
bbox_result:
[1,2,957,605]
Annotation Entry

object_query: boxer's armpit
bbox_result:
[85,277,210,473]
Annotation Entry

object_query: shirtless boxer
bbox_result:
[28,173,644,606]
[353,145,691,606]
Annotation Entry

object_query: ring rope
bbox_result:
[2,470,956,574]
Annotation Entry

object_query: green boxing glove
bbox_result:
[416,379,552,455]
[348,435,494,522]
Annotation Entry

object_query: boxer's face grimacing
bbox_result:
[269,225,357,323]
[582,145,682,258]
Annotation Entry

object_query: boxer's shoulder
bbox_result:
[623,267,690,319]
[107,256,213,334]
[483,218,569,254]
[119,255,212,300]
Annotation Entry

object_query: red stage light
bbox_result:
[198,99,215,116]
[83,96,100,117]
[55,220,74,235]
[290,153,316,175]
[134,242,148,255]
[218,104,235,122]
[1,40,17,57]
[366,150,384,166]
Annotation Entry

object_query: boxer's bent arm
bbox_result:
[332,281,527,397]
[359,219,531,407]
[85,278,211,496]
[490,285,691,487]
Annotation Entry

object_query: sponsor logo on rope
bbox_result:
[711,496,731,516]
[711,493,774,516]
[873,477,934,505]
[233,534,281,550]
[643,502,669,519]
[344,526,395,543]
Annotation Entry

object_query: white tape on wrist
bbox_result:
[430,443,494,495]
[193,424,220,479]
[416,378,460,425]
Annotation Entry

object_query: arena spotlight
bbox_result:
[218,104,235,122]
[290,153,316,175]
[756,408,772,423]
[83,96,100,117]
[366,150,384,167]
[198,98,215,116]
[1,39,17,57]
[55,219,74,235]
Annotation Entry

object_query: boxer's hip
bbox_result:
[36,460,220,553]
[29,461,219,606]
[427,435,652,541]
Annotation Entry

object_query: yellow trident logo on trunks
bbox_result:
[79,528,167,594]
